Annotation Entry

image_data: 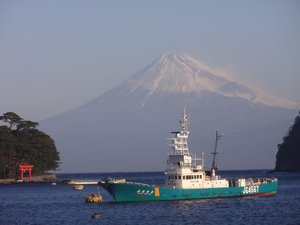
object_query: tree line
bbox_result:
[0,112,60,179]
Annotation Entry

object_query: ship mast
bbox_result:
[168,107,190,156]
[180,107,188,131]
[211,131,223,176]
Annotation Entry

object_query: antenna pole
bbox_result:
[211,131,223,174]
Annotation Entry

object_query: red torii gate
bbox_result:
[19,165,33,181]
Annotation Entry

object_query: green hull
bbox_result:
[100,180,278,202]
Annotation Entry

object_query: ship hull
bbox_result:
[99,180,278,202]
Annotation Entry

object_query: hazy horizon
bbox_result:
[1,0,300,121]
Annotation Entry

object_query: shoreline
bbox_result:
[0,173,58,184]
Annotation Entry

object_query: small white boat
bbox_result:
[73,184,84,190]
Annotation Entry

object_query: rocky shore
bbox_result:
[0,173,58,184]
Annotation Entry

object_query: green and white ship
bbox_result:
[99,109,278,202]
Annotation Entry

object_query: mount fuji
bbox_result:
[41,53,299,172]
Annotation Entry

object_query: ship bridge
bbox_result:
[165,108,206,189]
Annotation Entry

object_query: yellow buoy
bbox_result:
[85,194,103,203]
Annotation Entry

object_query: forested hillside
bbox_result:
[0,112,60,179]
[275,111,300,172]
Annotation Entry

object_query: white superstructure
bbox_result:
[165,108,229,189]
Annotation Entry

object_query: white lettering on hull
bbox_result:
[137,189,154,195]
[242,185,259,194]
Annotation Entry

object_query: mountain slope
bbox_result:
[40,53,299,172]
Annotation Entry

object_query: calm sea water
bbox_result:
[1,170,300,225]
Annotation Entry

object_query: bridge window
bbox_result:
[186,175,194,180]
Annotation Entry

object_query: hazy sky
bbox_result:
[1,0,299,121]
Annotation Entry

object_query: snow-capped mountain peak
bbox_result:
[41,53,298,173]
[128,53,229,94]
[124,53,298,109]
